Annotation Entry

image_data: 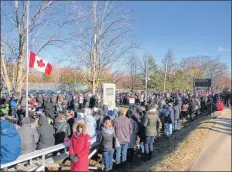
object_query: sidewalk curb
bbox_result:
[187,116,218,171]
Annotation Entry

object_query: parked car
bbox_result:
[46,89,56,95]
[37,89,46,94]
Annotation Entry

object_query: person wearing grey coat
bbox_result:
[173,101,181,131]
[36,115,55,150]
[143,105,161,160]
[53,115,71,144]
[100,120,119,171]
[18,117,39,155]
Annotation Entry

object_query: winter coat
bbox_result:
[10,99,17,108]
[168,106,175,123]
[36,115,55,150]
[100,127,118,152]
[1,120,21,164]
[0,105,9,115]
[93,109,104,130]
[44,101,55,119]
[28,110,36,123]
[69,121,91,172]
[30,98,37,109]
[67,118,75,139]
[54,118,71,144]
[73,97,79,112]
[126,106,137,118]
[112,116,132,144]
[102,105,109,115]
[189,100,198,113]
[18,124,39,155]
[36,96,43,104]
[143,110,161,137]
[138,116,146,143]
[128,117,139,148]
[158,99,166,109]
[173,105,181,120]
[83,115,97,145]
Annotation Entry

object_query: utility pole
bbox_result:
[145,44,148,105]
[92,1,97,94]
[12,66,15,90]
[163,61,168,92]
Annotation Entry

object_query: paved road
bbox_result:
[190,108,232,171]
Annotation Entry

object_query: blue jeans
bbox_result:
[174,119,179,130]
[115,143,128,164]
[165,123,173,136]
[144,136,155,154]
[11,107,17,118]
[103,150,114,171]
[140,142,145,153]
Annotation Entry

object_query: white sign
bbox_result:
[129,97,135,104]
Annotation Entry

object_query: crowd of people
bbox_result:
[0,88,231,171]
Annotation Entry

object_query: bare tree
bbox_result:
[162,49,176,92]
[183,56,229,88]
[201,57,229,88]
[61,1,137,93]
[1,1,75,93]
[128,54,140,90]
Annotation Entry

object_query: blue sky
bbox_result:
[2,1,231,69]
[122,1,231,66]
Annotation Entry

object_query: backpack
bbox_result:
[164,109,172,124]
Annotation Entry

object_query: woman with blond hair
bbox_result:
[69,121,91,171]
[57,95,63,112]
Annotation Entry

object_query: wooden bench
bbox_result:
[0,142,69,171]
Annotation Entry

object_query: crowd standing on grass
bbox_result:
[0,87,231,171]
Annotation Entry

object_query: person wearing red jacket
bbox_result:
[69,121,91,171]
[216,98,224,111]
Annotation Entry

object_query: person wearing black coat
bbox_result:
[43,97,55,120]
[126,105,136,118]
[137,110,146,161]
[37,114,55,150]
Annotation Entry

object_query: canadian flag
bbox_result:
[29,51,53,75]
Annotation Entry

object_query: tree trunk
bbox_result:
[15,52,25,93]
[0,45,12,94]
[92,1,97,94]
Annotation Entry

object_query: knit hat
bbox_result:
[145,104,152,111]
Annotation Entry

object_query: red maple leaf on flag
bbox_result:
[37,59,45,68]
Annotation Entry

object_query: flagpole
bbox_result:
[25,0,30,117]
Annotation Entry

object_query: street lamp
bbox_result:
[145,44,148,105]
